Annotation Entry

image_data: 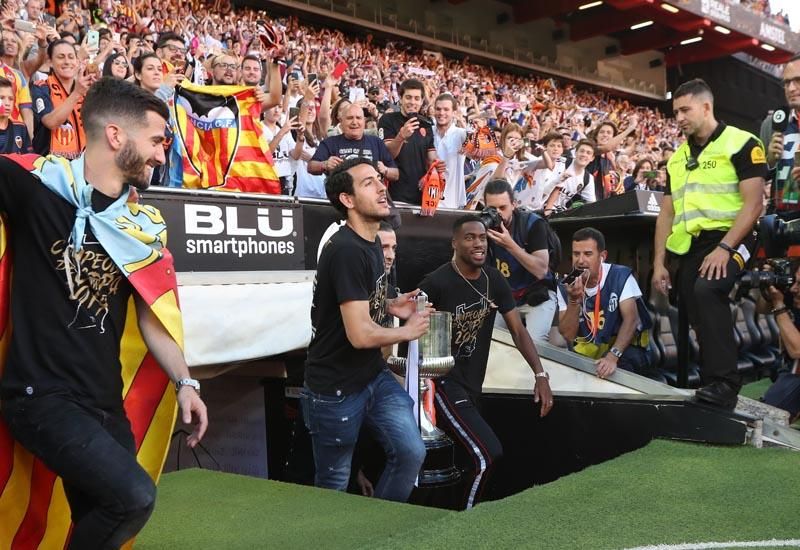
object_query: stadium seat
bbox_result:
[730,305,756,381]
[738,298,779,378]
[651,308,701,388]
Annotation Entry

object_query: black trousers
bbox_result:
[433,378,503,510]
[675,231,748,390]
[2,390,156,549]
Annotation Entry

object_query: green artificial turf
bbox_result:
[138,441,800,550]
[136,470,452,549]
[740,378,772,401]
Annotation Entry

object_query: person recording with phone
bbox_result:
[378,78,444,205]
[623,159,662,193]
[558,228,655,379]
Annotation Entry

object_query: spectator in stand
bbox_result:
[308,103,398,182]
[0,76,31,153]
[515,131,565,211]
[378,78,442,205]
[31,39,97,158]
[327,97,352,137]
[433,92,467,209]
[624,158,657,193]
[155,32,186,74]
[102,51,129,79]
[587,118,637,200]
[291,84,327,198]
[209,53,238,85]
[240,54,262,86]
[132,53,163,95]
[0,31,34,140]
[543,139,597,215]
[263,104,301,194]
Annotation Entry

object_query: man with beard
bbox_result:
[308,103,397,181]
[653,78,766,409]
[154,32,187,76]
[763,54,800,211]
[419,215,553,509]
[209,53,238,86]
[0,77,207,547]
[240,53,283,110]
[302,157,428,502]
[378,78,444,204]
[30,39,97,158]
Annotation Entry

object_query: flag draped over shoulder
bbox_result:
[174,83,280,194]
[0,154,183,550]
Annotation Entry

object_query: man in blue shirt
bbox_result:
[308,103,398,182]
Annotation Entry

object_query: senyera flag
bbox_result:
[174,83,280,194]
[0,154,185,549]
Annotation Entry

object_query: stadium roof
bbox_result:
[466,0,797,67]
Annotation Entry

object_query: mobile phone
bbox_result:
[307,73,317,85]
[87,29,100,50]
[332,61,348,80]
[288,107,300,121]
[561,267,586,286]
[14,19,36,33]
[642,170,658,179]
[112,31,120,43]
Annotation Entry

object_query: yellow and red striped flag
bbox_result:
[0,163,184,548]
[174,83,280,194]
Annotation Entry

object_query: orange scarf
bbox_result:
[45,74,85,160]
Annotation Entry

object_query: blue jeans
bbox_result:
[301,369,426,502]
[2,390,156,550]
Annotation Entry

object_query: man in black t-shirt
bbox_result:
[0,79,207,547]
[378,78,444,205]
[308,103,398,182]
[419,215,553,509]
[303,157,429,502]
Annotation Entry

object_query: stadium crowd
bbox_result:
[0,0,688,212]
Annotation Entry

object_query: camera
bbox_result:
[478,207,502,231]
[757,214,800,258]
[739,259,796,292]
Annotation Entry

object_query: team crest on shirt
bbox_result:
[608,292,619,313]
[14,136,22,150]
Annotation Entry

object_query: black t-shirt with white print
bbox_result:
[0,157,133,411]
[419,262,515,396]
[305,224,390,395]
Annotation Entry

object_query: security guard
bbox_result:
[653,79,767,409]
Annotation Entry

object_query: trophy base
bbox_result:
[419,432,461,487]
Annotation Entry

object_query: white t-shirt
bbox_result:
[292,142,326,199]
[263,124,296,178]
[557,262,643,329]
[516,156,566,210]
[551,164,596,210]
[433,123,467,209]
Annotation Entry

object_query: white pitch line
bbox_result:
[624,539,800,550]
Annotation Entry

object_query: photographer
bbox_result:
[484,179,559,342]
[757,263,800,421]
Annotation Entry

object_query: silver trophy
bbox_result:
[388,292,460,486]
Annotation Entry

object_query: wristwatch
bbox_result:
[609,347,623,359]
[535,371,549,380]
[176,378,201,395]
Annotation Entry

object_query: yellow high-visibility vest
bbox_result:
[666,125,763,255]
